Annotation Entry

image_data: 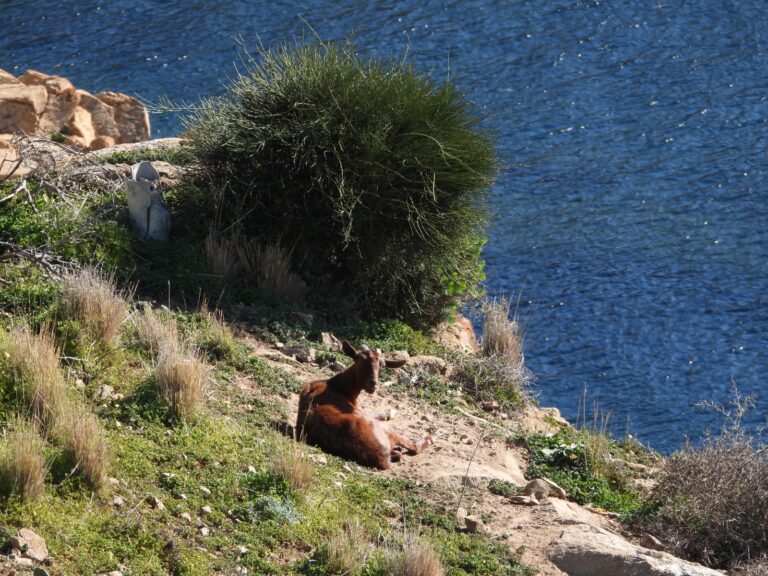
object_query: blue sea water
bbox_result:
[2,0,766,453]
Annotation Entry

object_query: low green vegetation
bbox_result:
[520,428,652,518]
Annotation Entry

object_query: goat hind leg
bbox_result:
[388,430,432,456]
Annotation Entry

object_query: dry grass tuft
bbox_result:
[61,267,132,346]
[0,417,49,501]
[238,239,307,300]
[2,325,109,489]
[732,560,768,576]
[579,397,613,478]
[135,308,211,421]
[205,229,240,281]
[451,352,532,411]
[481,296,524,367]
[198,301,239,361]
[637,390,768,570]
[270,442,314,494]
[387,539,444,576]
[4,325,67,429]
[134,308,180,358]
[56,406,109,489]
[155,346,209,422]
[319,521,369,575]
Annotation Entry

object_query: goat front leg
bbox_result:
[373,408,397,421]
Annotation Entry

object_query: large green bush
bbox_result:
[184,41,496,326]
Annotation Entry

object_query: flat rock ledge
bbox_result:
[549,523,725,576]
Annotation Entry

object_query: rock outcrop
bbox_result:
[0,68,150,153]
[549,522,724,576]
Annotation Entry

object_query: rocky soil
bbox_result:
[238,334,725,576]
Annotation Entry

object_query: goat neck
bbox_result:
[326,362,370,405]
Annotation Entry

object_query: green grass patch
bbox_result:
[98,145,196,167]
[522,429,643,518]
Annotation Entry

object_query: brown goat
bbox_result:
[296,340,432,470]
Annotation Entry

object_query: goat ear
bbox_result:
[341,340,358,358]
[385,359,407,369]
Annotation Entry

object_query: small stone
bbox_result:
[639,533,665,551]
[160,472,176,480]
[74,377,86,390]
[113,495,125,508]
[34,568,51,576]
[107,477,120,487]
[177,493,187,500]
[539,477,567,499]
[387,350,410,364]
[460,434,473,445]
[509,495,539,506]
[200,505,213,516]
[148,495,165,510]
[14,557,33,567]
[10,528,48,562]
[179,512,193,523]
[199,486,211,496]
[464,515,487,534]
[282,345,315,364]
[318,332,341,351]
[481,400,500,412]
[246,465,257,473]
[308,453,327,465]
[108,571,123,576]
[333,481,343,488]
[237,545,248,555]
[98,384,115,400]
[342,464,353,473]
[199,527,210,536]
[524,479,551,501]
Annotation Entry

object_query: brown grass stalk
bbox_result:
[481,296,524,367]
[134,308,180,358]
[387,539,444,576]
[3,325,109,489]
[155,346,209,422]
[320,521,369,575]
[205,229,240,281]
[56,405,109,489]
[238,239,306,300]
[0,417,48,501]
[4,325,67,429]
[61,267,132,346]
[270,442,314,494]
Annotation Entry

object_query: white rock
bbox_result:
[9,528,48,562]
[199,485,211,496]
[549,523,725,576]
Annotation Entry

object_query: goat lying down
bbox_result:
[296,341,432,470]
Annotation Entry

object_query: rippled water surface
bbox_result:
[3,0,767,452]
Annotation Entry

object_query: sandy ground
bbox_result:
[237,334,624,576]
